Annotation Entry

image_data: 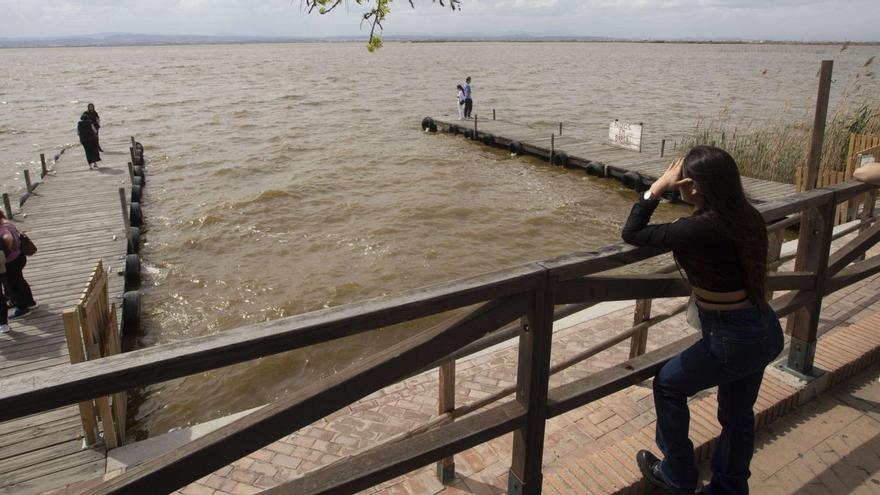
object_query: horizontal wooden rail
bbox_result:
[556,271,814,305]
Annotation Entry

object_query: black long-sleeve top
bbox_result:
[622,197,745,293]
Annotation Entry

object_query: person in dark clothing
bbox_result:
[85,103,103,152]
[463,76,473,119]
[0,210,35,321]
[77,112,101,169]
[622,146,784,495]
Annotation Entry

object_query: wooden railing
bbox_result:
[0,181,878,495]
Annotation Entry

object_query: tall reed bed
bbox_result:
[679,57,879,184]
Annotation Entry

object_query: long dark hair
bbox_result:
[684,146,768,304]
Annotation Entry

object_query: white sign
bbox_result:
[608,120,643,152]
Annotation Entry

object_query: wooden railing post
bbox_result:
[766,229,785,301]
[23,170,33,192]
[508,275,555,495]
[40,153,47,178]
[660,139,666,158]
[629,299,652,358]
[550,134,555,165]
[786,192,836,374]
[436,360,456,484]
[2,193,12,219]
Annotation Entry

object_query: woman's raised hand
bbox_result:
[650,158,693,196]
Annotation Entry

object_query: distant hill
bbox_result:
[0,32,873,48]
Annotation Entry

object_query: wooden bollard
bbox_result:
[2,193,12,219]
[118,187,130,233]
[559,122,563,136]
[40,154,47,178]
[660,139,666,158]
[493,109,496,121]
[474,114,478,138]
[550,134,555,164]
[23,170,32,192]
[131,136,136,150]
[436,360,456,483]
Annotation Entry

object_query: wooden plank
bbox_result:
[62,308,99,446]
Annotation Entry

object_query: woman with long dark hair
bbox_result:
[622,146,784,494]
[77,112,101,169]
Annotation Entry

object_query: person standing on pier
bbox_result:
[85,103,103,152]
[77,112,101,169]
[622,147,784,495]
[0,210,36,320]
[457,84,466,120]
[463,76,473,119]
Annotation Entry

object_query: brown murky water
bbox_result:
[1,42,877,437]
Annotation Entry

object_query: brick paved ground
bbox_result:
[55,236,880,495]
[746,364,880,494]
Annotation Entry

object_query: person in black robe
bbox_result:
[85,103,103,152]
[77,112,101,169]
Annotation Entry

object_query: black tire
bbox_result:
[448,125,460,135]
[622,171,642,190]
[133,166,145,177]
[463,129,474,140]
[553,151,570,168]
[509,141,524,155]
[131,184,142,203]
[421,117,435,132]
[124,254,141,291]
[127,226,141,255]
[135,142,144,153]
[131,175,144,188]
[122,291,142,336]
[586,163,606,178]
[129,202,143,227]
[429,122,437,132]
[133,154,145,167]
[482,133,495,146]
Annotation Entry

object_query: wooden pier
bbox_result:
[424,115,797,204]
[0,147,134,494]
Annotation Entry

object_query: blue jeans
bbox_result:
[653,304,784,494]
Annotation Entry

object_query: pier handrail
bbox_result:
[0,181,877,495]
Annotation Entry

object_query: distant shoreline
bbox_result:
[1,37,878,49]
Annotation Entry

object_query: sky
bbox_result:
[2,0,879,42]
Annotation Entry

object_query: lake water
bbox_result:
[0,42,877,437]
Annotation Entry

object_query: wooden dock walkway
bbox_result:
[426,115,797,204]
[0,147,131,494]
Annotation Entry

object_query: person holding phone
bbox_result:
[622,146,784,495]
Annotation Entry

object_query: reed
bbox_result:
[679,58,879,184]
